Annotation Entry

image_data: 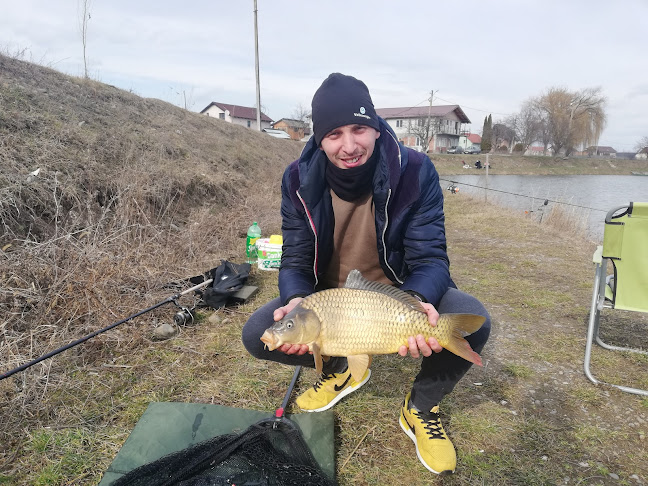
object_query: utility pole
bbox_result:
[426,89,437,152]
[253,0,261,131]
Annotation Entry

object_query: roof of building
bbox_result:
[200,102,273,122]
[262,128,292,139]
[376,105,471,124]
[273,118,309,128]
[467,133,482,144]
[588,145,617,153]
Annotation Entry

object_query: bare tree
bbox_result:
[78,0,92,78]
[566,87,606,155]
[535,86,606,156]
[407,117,441,152]
[290,103,311,124]
[635,136,648,153]
[492,121,515,152]
[506,99,542,154]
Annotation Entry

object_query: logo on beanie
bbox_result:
[354,106,371,120]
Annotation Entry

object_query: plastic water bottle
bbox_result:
[246,222,262,263]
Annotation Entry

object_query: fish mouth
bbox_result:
[260,330,279,351]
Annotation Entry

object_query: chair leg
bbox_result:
[585,263,648,396]
[584,263,603,386]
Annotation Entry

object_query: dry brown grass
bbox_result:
[1,54,647,485]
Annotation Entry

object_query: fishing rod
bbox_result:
[0,279,213,381]
[439,177,609,213]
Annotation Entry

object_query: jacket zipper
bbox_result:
[381,188,403,285]
[382,130,404,285]
[296,189,319,287]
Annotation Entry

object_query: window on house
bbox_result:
[247,120,251,128]
[219,113,225,120]
[396,119,403,128]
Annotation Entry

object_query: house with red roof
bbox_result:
[459,133,481,151]
[376,105,471,153]
[200,102,273,130]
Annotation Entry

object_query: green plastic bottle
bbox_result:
[246,222,262,263]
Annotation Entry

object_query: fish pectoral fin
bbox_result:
[347,354,371,382]
[311,342,323,375]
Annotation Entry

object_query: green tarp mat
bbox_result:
[99,402,335,485]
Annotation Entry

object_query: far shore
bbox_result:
[430,153,648,176]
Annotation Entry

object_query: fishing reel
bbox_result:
[446,183,459,194]
[172,299,196,326]
[174,307,194,326]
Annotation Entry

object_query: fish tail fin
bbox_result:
[441,314,486,366]
[444,332,483,366]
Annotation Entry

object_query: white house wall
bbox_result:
[203,106,271,130]
[203,106,230,122]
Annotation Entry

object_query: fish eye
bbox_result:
[285,319,294,329]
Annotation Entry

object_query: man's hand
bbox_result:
[398,302,443,358]
[273,297,310,355]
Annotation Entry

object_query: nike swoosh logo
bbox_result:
[334,374,352,392]
[403,412,415,432]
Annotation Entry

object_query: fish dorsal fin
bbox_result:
[344,269,425,312]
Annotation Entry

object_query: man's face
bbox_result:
[320,124,380,169]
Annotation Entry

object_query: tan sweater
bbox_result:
[322,190,393,289]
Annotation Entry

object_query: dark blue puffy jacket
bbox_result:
[278,118,454,308]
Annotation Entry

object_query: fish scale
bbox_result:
[301,288,441,356]
[260,270,485,381]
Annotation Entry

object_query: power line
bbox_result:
[438,177,609,213]
[433,95,514,117]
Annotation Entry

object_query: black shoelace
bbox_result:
[417,409,446,440]
[313,372,337,391]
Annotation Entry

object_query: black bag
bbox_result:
[189,260,251,310]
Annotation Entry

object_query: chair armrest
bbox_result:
[593,245,603,264]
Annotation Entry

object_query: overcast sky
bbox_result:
[2,0,647,151]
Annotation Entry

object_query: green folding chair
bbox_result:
[584,202,648,396]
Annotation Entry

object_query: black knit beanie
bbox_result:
[311,73,380,146]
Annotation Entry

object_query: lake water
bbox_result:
[439,174,647,241]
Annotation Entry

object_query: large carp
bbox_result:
[260,270,485,382]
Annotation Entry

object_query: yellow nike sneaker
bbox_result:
[399,392,456,475]
[296,367,371,412]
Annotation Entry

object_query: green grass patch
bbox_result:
[503,363,534,378]
[24,428,107,485]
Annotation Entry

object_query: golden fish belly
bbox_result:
[301,288,445,356]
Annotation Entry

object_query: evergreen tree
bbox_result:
[481,114,493,153]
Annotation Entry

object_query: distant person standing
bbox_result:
[242,73,491,475]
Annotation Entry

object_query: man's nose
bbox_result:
[340,132,356,153]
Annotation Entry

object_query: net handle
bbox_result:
[275,365,302,418]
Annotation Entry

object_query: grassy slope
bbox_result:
[1,55,647,485]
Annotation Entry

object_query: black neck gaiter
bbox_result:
[325,150,379,202]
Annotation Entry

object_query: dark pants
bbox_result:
[241,288,491,411]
